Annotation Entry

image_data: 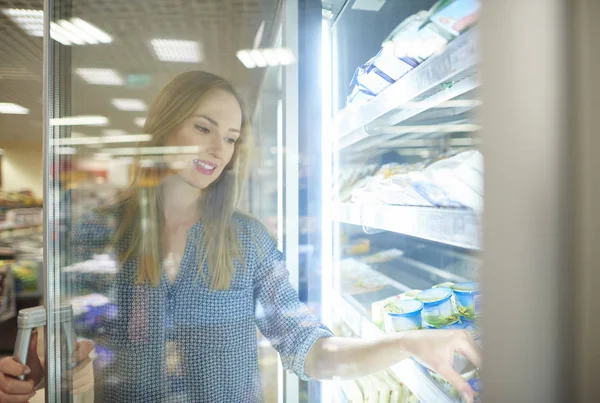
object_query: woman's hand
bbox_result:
[402,329,482,403]
[0,331,43,403]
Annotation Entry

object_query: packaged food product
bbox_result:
[362,249,405,264]
[409,172,464,208]
[399,289,422,300]
[423,150,484,211]
[430,366,481,402]
[432,282,455,289]
[429,0,481,37]
[451,281,481,320]
[416,287,459,327]
[383,11,452,62]
[383,299,424,333]
[372,295,402,329]
[341,379,364,402]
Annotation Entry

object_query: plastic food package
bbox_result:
[430,0,481,37]
[376,176,436,206]
[422,150,483,211]
[383,11,452,62]
[383,299,424,333]
[409,172,464,208]
[452,281,481,320]
[416,287,460,328]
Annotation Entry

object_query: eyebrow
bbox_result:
[193,114,240,133]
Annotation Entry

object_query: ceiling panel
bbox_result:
[0,0,280,147]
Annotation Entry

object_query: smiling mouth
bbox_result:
[193,159,217,174]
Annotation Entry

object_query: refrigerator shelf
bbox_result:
[334,203,482,250]
[333,293,457,403]
[335,29,480,150]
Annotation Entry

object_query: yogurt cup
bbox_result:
[416,287,459,328]
[452,282,481,320]
[383,299,424,333]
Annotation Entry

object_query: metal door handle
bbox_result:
[13,305,76,381]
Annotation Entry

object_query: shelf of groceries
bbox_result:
[336,10,480,150]
[0,201,44,322]
[332,246,481,403]
[334,149,483,250]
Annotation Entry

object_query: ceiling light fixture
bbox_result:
[236,48,296,69]
[50,116,108,126]
[134,117,146,128]
[111,98,147,111]
[56,134,152,146]
[103,129,127,137]
[150,39,202,63]
[76,68,123,86]
[2,9,112,45]
[0,103,29,114]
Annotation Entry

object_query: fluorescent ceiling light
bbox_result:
[70,18,112,44]
[2,10,111,45]
[103,129,127,137]
[0,103,29,114]
[2,9,43,36]
[236,50,256,69]
[50,116,108,126]
[56,147,77,155]
[58,19,99,44]
[57,134,151,146]
[111,98,147,111]
[76,68,123,86]
[134,117,146,127]
[151,39,202,63]
[104,145,201,156]
[236,48,296,69]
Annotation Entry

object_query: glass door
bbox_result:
[40,0,292,401]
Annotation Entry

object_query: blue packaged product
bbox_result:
[383,299,424,332]
[452,281,481,320]
[411,179,464,208]
[416,287,459,327]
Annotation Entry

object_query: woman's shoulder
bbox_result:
[232,211,273,238]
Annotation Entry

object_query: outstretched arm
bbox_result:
[305,329,481,403]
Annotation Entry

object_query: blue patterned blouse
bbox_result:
[71,210,333,402]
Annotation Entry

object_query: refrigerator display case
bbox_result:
[319,1,483,401]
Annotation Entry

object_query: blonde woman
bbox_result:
[0,71,480,403]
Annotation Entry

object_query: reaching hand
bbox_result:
[402,329,482,403]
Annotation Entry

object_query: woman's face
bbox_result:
[166,88,242,189]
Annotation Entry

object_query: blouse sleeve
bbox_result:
[251,222,333,381]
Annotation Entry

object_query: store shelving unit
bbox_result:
[326,6,482,401]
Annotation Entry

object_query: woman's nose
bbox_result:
[206,134,224,156]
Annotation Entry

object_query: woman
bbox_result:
[0,71,480,403]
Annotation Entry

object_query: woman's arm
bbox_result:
[304,329,481,403]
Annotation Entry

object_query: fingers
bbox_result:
[0,359,29,379]
[456,334,482,369]
[436,364,475,403]
[0,389,36,403]
[72,340,94,364]
[0,372,34,396]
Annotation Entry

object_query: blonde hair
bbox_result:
[112,71,252,290]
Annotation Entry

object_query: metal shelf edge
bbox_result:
[334,203,482,250]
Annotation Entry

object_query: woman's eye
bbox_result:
[225,138,237,144]
[194,124,210,134]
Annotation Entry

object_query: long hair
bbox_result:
[112,71,252,290]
